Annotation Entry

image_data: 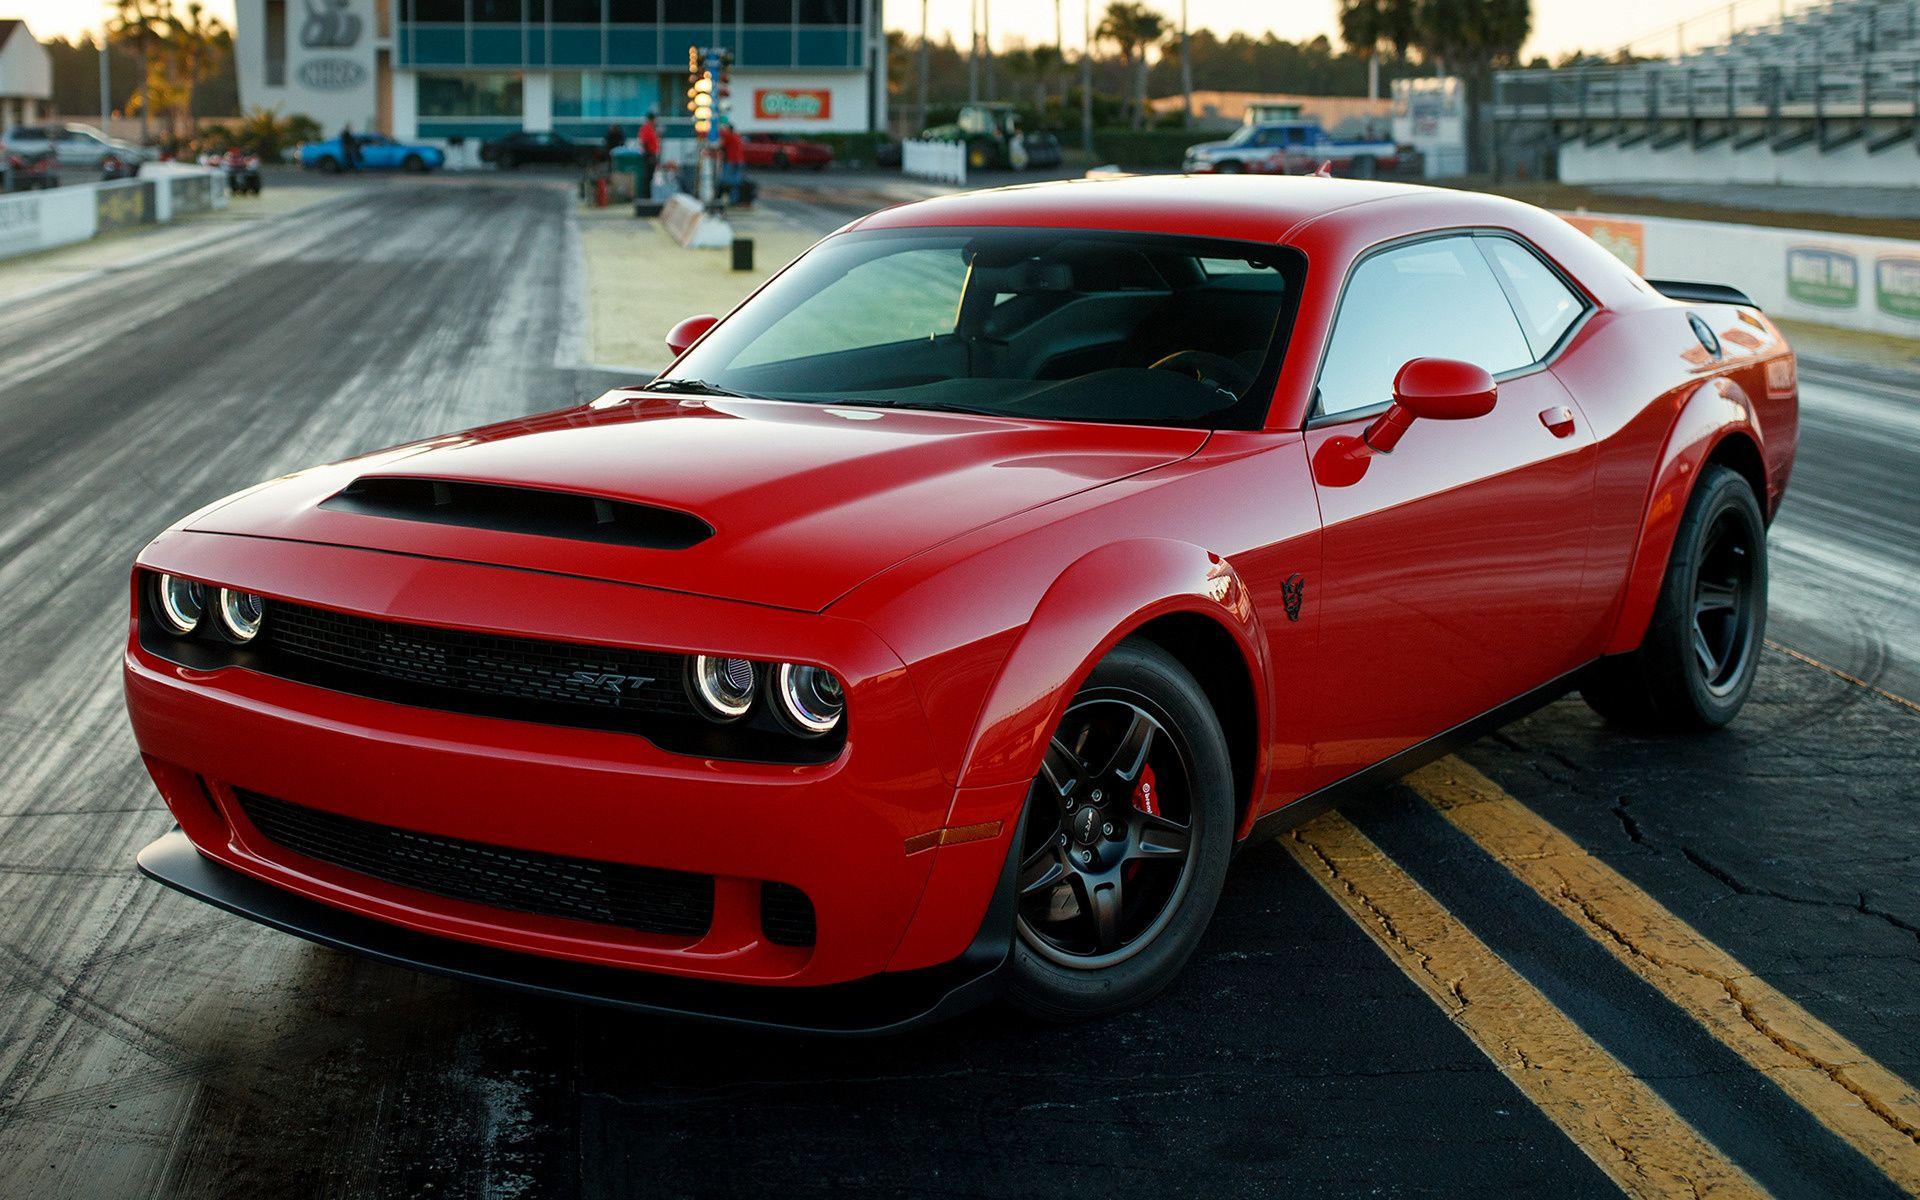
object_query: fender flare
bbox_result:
[1603,377,1766,656]
[952,537,1269,800]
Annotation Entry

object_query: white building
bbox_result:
[234,0,885,148]
[0,19,52,130]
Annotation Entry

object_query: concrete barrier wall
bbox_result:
[1562,210,1920,336]
[903,140,967,186]
[0,165,228,264]
[1560,140,1920,188]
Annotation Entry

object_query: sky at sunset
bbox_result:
[8,0,1803,65]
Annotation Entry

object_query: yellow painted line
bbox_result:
[1407,757,1920,1194]
[1285,811,1766,1200]
[1766,639,1920,717]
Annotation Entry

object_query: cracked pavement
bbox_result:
[0,179,1914,1198]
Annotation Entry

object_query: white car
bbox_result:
[0,123,149,176]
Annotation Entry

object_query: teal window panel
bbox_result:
[471,26,523,65]
[608,28,661,67]
[739,28,791,66]
[526,30,546,65]
[418,120,525,139]
[410,25,467,65]
[796,28,851,67]
[552,27,602,65]
[663,25,717,60]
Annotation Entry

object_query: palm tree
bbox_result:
[109,0,168,142]
[157,2,230,144]
[1096,1,1166,129]
[1416,0,1530,172]
[1031,43,1063,116]
[1177,0,1192,124]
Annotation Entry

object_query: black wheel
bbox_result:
[316,156,341,174]
[773,151,792,170]
[1008,639,1233,1019]
[498,151,517,170]
[403,154,427,173]
[1582,464,1767,730]
[967,139,994,170]
[1215,159,1245,174]
[1350,155,1377,179]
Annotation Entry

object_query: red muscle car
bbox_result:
[125,176,1796,1032]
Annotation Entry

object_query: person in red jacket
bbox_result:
[719,123,746,204]
[637,112,661,199]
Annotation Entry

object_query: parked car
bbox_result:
[0,122,147,177]
[299,133,445,173]
[2,142,59,191]
[1183,120,1401,178]
[480,130,600,170]
[126,176,1796,1032]
[740,133,833,170]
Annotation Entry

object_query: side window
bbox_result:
[1481,237,1586,357]
[1316,236,1535,418]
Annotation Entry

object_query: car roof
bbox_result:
[853,174,1524,245]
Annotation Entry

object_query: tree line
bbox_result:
[43,1,237,145]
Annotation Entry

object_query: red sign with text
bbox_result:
[754,88,833,120]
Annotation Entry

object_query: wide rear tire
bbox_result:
[1582,464,1767,730]
[1007,639,1234,1020]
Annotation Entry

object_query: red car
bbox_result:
[740,133,832,170]
[126,176,1796,1031]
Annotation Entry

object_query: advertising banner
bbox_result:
[754,89,833,120]
[95,182,154,233]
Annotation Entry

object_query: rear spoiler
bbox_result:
[1646,279,1759,310]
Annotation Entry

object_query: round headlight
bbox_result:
[775,663,844,735]
[215,588,266,643]
[691,655,756,720]
[154,574,206,634]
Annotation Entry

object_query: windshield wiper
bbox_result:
[641,378,753,398]
[825,398,1013,419]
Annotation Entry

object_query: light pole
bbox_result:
[1081,0,1094,154]
[918,0,929,126]
[99,31,111,128]
[1179,0,1192,123]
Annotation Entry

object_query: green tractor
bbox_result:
[920,103,1062,172]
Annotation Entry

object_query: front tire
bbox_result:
[1007,639,1234,1020]
[1582,464,1767,730]
[403,154,427,173]
[1214,159,1245,174]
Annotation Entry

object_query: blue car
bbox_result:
[299,133,445,173]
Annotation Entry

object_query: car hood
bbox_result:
[1185,139,1236,157]
[186,390,1209,612]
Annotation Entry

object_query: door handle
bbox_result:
[1539,406,1576,438]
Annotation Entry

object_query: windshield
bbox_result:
[667,228,1303,429]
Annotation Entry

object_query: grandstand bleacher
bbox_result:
[1493,0,1920,184]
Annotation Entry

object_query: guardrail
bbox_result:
[902,139,967,186]
[0,164,228,264]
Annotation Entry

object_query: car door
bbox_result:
[1300,232,1602,784]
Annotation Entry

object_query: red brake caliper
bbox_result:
[1132,763,1160,817]
[1127,764,1159,882]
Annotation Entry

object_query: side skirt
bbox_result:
[1238,666,1588,850]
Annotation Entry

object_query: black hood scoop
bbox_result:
[321,476,713,550]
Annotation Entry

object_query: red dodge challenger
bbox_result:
[126,176,1796,1031]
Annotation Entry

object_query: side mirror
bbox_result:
[665,313,718,359]
[1364,357,1498,453]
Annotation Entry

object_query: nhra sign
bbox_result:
[755,88,832,120]
[1786,247,1859,308]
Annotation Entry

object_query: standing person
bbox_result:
[637,112,661,200]
[338,123,358,171]
[719,122,746,205]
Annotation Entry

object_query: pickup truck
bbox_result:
[1181,120,1401,179]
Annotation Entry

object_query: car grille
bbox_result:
[760,882,818,947]
[263,600,697,725]
[238,791,714,939]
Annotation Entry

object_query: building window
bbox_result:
[552,0,601,21]
[264,0,286,85]
[796,0,849,23]
[553,72,660,117]
[411,0,465,20]
[663,0,715,22]
[742,0,791,22]
[608,0,655,19]
[417,72,526,116]
[473,0,522,20]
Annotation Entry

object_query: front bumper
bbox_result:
[126,530,1028,1004]
[138,828,1012,1034]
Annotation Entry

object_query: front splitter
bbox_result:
[137,829,1011,1036]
